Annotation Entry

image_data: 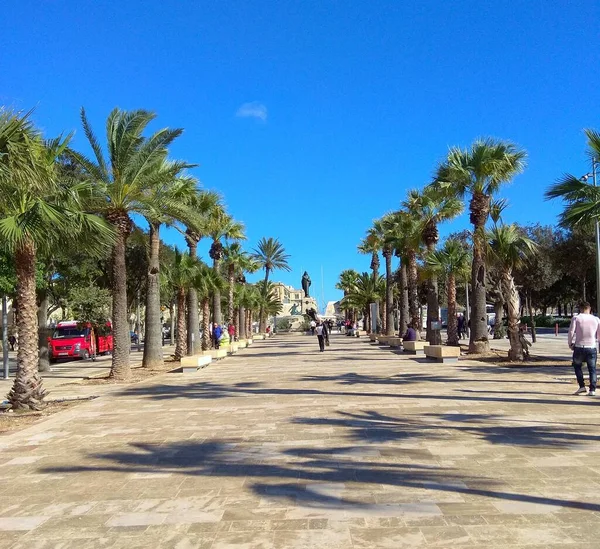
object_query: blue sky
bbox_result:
[2,1,599,311]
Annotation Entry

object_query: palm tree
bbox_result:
[255,280,284,325]
[340,272,383,334]
[434,138,526,353]
[191,263,225,351]
[336,269,360,322]
[182,190,221,352]
[206,208,245,325]
[165,250,201,360]
[405,186,463,344]
[545,129,600,229]
[141,161,197,368]
[70,108,183,379]
[386,210,423,337]
[0,111,113,409]
[426,239,471,346]
[488,224,537,360]
[252,237,291,332]
[222,243,257,337]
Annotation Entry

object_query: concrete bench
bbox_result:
[253,334,265,340]
[246,338,253,346]
[369,333,378,342]
[202,349,228,359]
[402,340,429,355]
[237,340,248,349]
[378,335,391,345]
[424,345,461,363]
[180,354,212,373]
[354,330,366,337]
[388,337,403,348]
[228,342,239,354]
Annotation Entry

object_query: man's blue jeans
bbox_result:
[573,347,597,390]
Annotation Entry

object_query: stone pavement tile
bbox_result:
[438,502,500,515]
[222,507,289,521]
[444,514,488,525]
[211,531,275,549]
[420,525,473,546]
[269,518,309,530]
[350,526,426,548]
[105,512,167,527]
[272,527,353,548]
[492,500,563,514]
[0,516,49,531]
[483,513,531,524]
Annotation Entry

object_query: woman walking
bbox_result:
[316,321,326,352]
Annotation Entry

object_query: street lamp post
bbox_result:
[582,158,600,315]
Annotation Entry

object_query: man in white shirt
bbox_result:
[310,320,316,335]
[568,302,600,396]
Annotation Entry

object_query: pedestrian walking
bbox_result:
[8,335,16,351]
[568,301,600,396]
[457,314,465,340]
[213,322,223,349]
[315,321,326,352]
[228,323,236,342]
[310,319,316,335]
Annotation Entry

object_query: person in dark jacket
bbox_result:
[213,323,223,349]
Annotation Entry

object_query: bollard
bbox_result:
[555,323,559,337]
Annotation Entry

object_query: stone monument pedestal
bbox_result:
[301,297,318,316]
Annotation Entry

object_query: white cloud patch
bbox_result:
[236,101,267,121]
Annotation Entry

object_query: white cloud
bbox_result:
[236,101,267,121]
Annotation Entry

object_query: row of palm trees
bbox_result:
[339,137,538,360]
[0,107,291,409]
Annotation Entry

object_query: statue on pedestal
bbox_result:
[301,271,311,298]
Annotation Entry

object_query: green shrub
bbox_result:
[521,315,571,328]
[276,318,292,331]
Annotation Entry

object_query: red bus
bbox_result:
[49,321,113,362]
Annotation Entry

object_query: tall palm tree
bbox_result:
[434,138,527,353]
[545,129,600,228]
[222,243,257,336]
[336,269,360,322]
[252,237,291,332]
[386,210,423,337]
[206,208,245,325]
[488,224,537,360]
[255,280,284,325]
[405,186,463,344]
[340,272,384,334]
[0,111,113,409]
[426,239,471,346]
[182,190,221,353]
[70,108,183,379]
[192,263,225,351]
[141,161,197,368]
[165,250,201,360]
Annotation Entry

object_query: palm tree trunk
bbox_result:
[493,298,505,339]
[174,288,187,360]
[110,226,131,380]
[400,262,409,337]
[259,268,270,333]
[37,290,51,372]
[201,297,211,351]
[187,241,201,355]
[212,258,222,325]
[238,305,246,340]
[228,267,235,326]
[446,274,459,346]
[169,301,175,345]
[384,252,394,336]
[425,243,441,345]
[469,194,490,353]
[9,239,47,410]
[407,249,421,339]
[143,222,164,369]
[503,271,523,361]
[527,291,537,343]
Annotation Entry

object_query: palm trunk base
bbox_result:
[469,339,490,354]
[9,372,47,411]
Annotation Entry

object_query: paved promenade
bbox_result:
[0,334,599,548]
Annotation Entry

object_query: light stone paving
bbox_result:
[0,334,599,548]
